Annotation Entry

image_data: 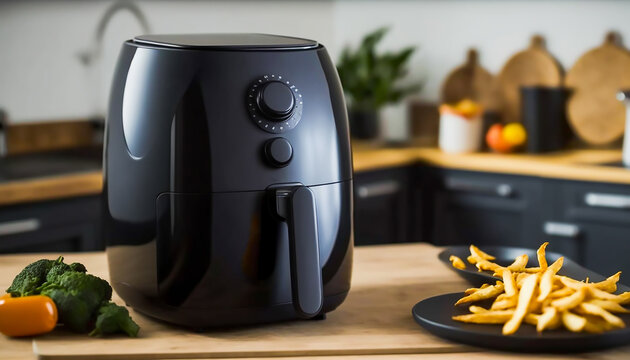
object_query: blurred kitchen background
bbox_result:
[2,1,630,277]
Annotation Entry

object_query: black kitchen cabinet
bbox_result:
[425,168,543,249]
[543,180,630,277]
[353,167,411,245]
[417,166,630,278]
[0,195,102,253]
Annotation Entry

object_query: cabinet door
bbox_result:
[550,181,630,276]
[354,168,409,246]
[0,195,103,253]
[429,169,542,248]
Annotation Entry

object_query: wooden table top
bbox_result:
[0,243,628,359]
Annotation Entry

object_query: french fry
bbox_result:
[537,307,558,332]
[562,311,587,332]
[524,313,540,326]
[583,315,616,333]
[578,303,625,328]
[475,259,501,272]
[469,305,489,314]
[451,243,629,336]
[537,257,564,302]
[491,296,517,310]
[449,255,466,270]
[507,254,529,271]
[551,287,587,312]
[549,287,574,299]
[453,310,514,324]
[502,269,517,297]
[586,300,630,314]
[455,282,504,306]
[464,283,490,295]
[591,272,622,293]
[588,288,630,304]
[503,274,539,335]
[537,242,549,271]
[470,245,496,261]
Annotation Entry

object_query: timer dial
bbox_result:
[257,81,295,120]
[247,75,303,134]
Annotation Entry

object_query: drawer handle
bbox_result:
[584,193,630,209]
[544,222,580,238]
[0,219,41,236]
[357,181,400,198]
[445,178,514,198]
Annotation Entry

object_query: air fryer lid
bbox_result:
[133,33,318,50]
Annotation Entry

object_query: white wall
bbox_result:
[332,0,630,104]
[2,0,630,123]
[0,1,334,122]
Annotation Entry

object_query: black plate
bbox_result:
[438,246,630,291]
[413,292,630,352]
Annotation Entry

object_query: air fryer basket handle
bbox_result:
[276,186,323,318]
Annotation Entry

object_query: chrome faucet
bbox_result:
[77,0,151,66]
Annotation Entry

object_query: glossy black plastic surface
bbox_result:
[265,138,293,167]
[283,186,323,318]
[134,33,318,50]
[104,35,353,327]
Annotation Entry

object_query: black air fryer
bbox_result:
[104,34,353,327]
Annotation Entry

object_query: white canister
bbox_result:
[617,91,630,167]
[438,110,483,153]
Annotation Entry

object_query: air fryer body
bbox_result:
[104,34,353,327]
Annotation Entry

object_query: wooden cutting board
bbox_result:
[496,35,563,123]
[31,245,473,360]
[441,49,496,110]
[565,32,630,145]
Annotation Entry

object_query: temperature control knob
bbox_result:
[247,75,303,134]
[256,81,295,120]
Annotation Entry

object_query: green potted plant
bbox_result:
[337,27,422,140]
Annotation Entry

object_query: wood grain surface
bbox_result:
[6,120,95,155]
[441,49,496,110]
[0,171,102,206]
[496,35,563,123]
[30,244,473,359]
[352,145,629,184]
[565,32,630,145]
[0,245,627,359]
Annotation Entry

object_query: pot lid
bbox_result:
[133,33,318,50]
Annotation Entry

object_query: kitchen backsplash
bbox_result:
[2,0,630,123]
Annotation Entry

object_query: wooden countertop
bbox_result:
[353,146,630,184]
[0,146,628,207]
[0,243,628,359]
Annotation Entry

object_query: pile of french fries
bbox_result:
[449,243,630,335]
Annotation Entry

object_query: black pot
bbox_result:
[349,109,380,139]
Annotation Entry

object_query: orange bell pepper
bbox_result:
[0,294,58,337]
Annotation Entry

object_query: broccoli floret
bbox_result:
[41,287,92,332]
[69,263,87,273]
[6,257,61,296]
[89,302,139,337]
[40,272,113,333]
[57,272,112,309]
[45,260,88,284]
[46,263,72,284]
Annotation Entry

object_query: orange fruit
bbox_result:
[486,124,512,153]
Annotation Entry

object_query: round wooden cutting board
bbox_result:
[565,32,630,145]
[441,48,495,109]
[496,35,563,123]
